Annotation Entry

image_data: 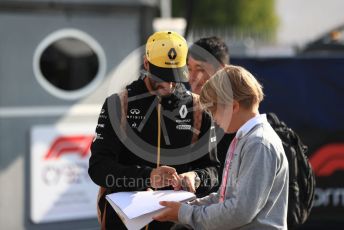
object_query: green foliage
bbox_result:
[172,0,278,35]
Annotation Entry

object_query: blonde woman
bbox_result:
[153,65,289,230]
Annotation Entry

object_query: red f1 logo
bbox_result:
[309,143,344,177]
[44,135,94,160]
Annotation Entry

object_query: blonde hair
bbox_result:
[200,65,264,112]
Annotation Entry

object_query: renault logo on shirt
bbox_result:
[130,109,141,115]
[179,105,188,119]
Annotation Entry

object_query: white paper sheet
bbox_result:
[106,190,195,230]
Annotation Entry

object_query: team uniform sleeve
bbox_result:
[88,96,153,192]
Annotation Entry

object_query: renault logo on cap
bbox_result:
[168,48,177,60]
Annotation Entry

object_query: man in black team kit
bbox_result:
[88,31,220,229]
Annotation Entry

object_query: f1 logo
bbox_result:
[130,109,140,115]
[310,143,344,177]
[44,135,94,160]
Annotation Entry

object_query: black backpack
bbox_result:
[267,113,316,229]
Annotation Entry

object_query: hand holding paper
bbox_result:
[152,201,181,222]
[106,190,195,230]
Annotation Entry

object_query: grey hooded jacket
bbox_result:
[178,114,289,230]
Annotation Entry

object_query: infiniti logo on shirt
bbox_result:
[127,108,144,120]
[130,109,141,115]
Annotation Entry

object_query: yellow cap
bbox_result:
[145,31,188,82]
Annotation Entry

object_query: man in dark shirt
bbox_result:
[187,37,235,186]
[89,31,220,229]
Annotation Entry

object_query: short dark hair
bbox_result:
[189,36,229,66]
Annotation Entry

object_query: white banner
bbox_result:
[30,124,98,223]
